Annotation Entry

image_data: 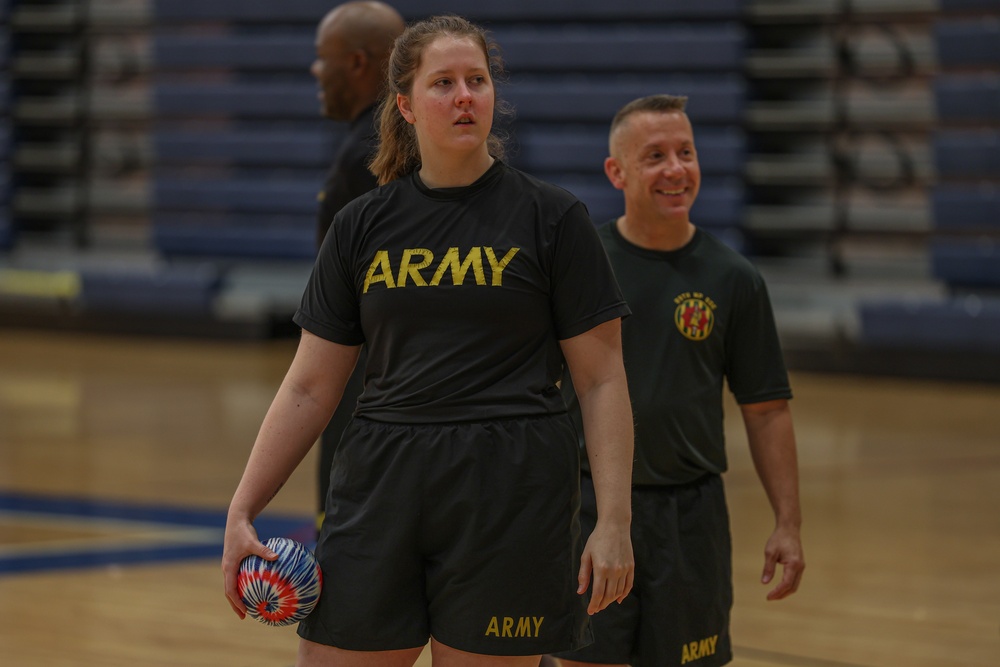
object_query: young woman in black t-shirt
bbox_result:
[221,16,635,667]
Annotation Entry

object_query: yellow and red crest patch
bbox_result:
[674,296,715,341]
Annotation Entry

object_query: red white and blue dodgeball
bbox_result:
[238,537,322,626]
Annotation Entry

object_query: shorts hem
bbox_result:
[297,623,428,653]
[431,628,591,657]
[550,649,629,664]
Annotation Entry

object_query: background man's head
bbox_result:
[311,1,405,121]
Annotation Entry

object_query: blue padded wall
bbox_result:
[491,24,746,72]
[932,185,1000,230]
[930,237,1000,288]
[152,24,748,73]
[151,0,744,23]
[79,265,222,316]
[0,7,9,251]
[934,19,1000,69]
[148,0,749,259]
[860,1,1000,356]
[858,297,1000,353]
[934,74,1000,123]
[939,0,1000,10]
[153,129,337,168]
[933,130,1000,179]
[929,4,1000,286]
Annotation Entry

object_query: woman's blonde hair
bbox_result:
[369,15,512,185]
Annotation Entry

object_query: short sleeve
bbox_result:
[549,202,631,340]
[293,215,366,345]
[725,271,792,404]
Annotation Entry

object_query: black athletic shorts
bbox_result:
[553,473,733,667]
[298,415,594,655]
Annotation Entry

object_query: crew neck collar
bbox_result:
[608,218,702,260]
[411,159,504,200]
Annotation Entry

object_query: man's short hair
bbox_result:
[609,94,689,139]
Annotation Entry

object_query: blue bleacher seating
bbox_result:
[2,7,13,251]
[504,75,746,124]
[153,81,317,118]
[153,176,322,214]
[152,0,744,23]
[152,0,324,22]
[79,265,222,315]
[939,0,1000,11]
[492,25,746,73]
[152,214,315,259]
[153,128,341,167]
[0,118,9,154]
[933,130,1000,179]
[930,237,1000,288]
[931,5,1000,361]
[0,213,11,251]
[153,34,313,71]
[0,160,9,203]
[146,0,749,265]
[931,184,1000,229]
[934,19,1000,69]
[153,24,746,74]
[396,0,746,21]
[933,74,1000,123]
[858,295,1000,353]
[0,159,8,249]
[512,125,746,176]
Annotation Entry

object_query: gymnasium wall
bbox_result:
[0,0,998,380]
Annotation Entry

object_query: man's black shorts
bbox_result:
[298,415,594,655]
[553,473,733,667]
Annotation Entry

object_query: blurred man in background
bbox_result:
[311,1,404,532]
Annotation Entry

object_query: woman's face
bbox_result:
[397,35,494,161]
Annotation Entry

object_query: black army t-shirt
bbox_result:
[578,222,792,486]
[294,160,629,423]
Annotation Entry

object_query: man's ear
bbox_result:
[349,48,368,75]
[604,156,625,191]
[397,93,415,124]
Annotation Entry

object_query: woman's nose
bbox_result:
[454,81,473,105]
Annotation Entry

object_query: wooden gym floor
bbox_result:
[0,329,997,666]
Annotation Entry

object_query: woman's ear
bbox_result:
[397,93,415,124]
